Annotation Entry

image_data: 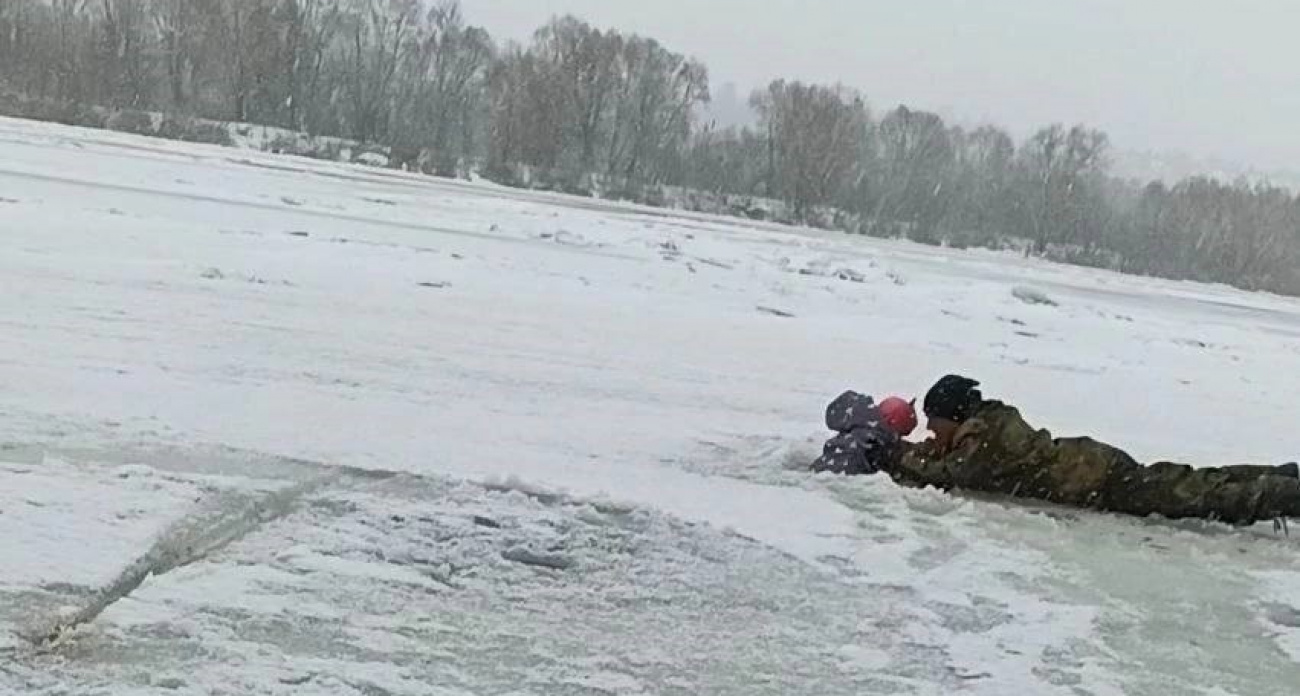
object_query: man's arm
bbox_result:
[888,440,958,490]
[888,419,993,491]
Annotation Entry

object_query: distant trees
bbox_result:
[1,0,1297,294]
[870,105,954,239]
[751,81,869,217]
[392,2,492,174]
[1122,178,1300,288]
[943,125,1017,245]
[485,17,708,190]
[1015,125,1110,253]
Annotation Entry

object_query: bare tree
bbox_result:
[533,17,623,173]
[1017,124,1109,253]
[148,0,198,108]
[0,1,53,94]
[605,36,708,186]
[486,44,566,175]
[872,105,954,238]
[335,0,418,141]
[751,80,869,219]
[393,1,492,173]
[49,0,95,101]
[96,0,151,107]
[941,125,1017,243]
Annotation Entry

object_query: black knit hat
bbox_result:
[923,375,983,423]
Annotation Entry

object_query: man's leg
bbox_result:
[1199,475,1300,524]
[1213,463,1299,483]
[1105,463,1300,524]
[1148,461,1297,483]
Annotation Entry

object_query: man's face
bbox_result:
[928,417,960,451]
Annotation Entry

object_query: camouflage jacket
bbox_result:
[889,401,1300,524]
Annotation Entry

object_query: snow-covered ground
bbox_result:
[1,116,1299,695]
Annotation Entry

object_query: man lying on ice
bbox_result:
[811,375,1300,525]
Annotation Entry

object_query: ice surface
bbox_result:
[2,116,1299,694]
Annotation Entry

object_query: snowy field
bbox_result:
[1,115,1299,695]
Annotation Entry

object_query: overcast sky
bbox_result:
[460,0,1300,172]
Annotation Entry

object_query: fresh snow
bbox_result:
[1,115,1299,695]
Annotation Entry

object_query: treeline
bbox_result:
[2,0,1297,293]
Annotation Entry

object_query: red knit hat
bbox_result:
[878,397,918,436]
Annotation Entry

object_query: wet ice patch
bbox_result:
[7,470,913,695]
[0,456,210,589]
[1252,570,1300,661]
[1013,285,1058,306]
[834,644,891,672]
[481,474,565,504]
